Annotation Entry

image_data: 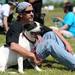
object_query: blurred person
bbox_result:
[0,1,16,34]
[51,2,75,38]
[0,0,8,4]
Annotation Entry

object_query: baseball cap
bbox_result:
[16,2,31,13]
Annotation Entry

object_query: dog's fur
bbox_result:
[0,33,42,73]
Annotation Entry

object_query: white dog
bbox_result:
[0,22,42,73]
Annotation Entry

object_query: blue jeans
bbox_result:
[36,31,75,70]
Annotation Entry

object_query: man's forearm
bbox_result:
[3,17,9,32]
[10,42,40,64]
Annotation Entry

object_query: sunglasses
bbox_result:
[25,10,34,14]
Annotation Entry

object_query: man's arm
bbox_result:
[55,16,64,22]
[59,24,69,30]
[3,16,9,33]
[10,42,41,65]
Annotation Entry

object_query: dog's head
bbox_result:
[22,21,42,43]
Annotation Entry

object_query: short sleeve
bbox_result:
[64,12,74,26]
[6,22,23,46]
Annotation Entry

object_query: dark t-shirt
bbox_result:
[6,21,52,46]
[6,21,24,46]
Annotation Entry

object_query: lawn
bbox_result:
[0,8,75,75]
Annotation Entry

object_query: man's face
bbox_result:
[22,5,34,23]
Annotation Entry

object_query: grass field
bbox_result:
[0,8,75,75]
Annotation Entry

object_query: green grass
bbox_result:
[0,34,6,46]
[0,8,75,75]
[44,8,64,26]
